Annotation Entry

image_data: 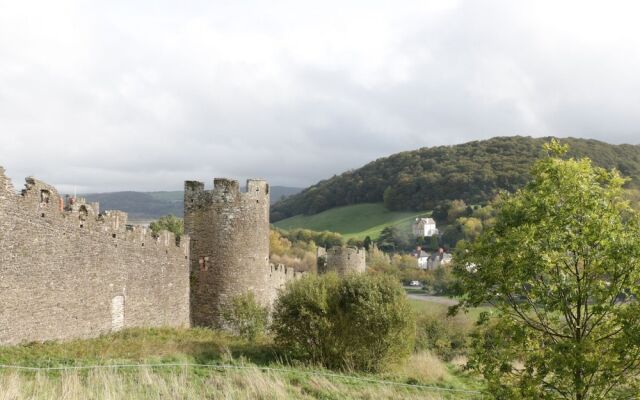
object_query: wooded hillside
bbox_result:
[271,136,640,221]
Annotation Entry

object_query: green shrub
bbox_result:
[414,313,471,361]
[270,273,340,363]
[221,293,268,342]
[272,273,415,372]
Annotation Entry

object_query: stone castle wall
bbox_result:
[318,246,366,275]
[0,168,190,345]
[268,263,304,304]
[185,178,281,327]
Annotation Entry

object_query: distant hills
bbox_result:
[271,136,640,221]
[84,186,302,222]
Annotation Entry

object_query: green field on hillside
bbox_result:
[272,203,430,240]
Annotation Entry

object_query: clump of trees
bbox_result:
[454,140,640,399]
[269,228,346,272]
[271,273,415,372]
[269,230,317,272]
[434,199,497,249]
[279,228,344,249]
[149,214,184,241]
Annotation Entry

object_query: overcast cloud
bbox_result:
[1,0,640,192]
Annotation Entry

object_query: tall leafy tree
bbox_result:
[363,235,372,250]
[454,140,640,399]
[377,226,399,252]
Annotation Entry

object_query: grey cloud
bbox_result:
[1,0,640,192]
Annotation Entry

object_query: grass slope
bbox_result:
[273,203,429,240]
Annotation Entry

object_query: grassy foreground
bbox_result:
[0,327,482,399]
[273,203,430,240]
[0,366,476,400]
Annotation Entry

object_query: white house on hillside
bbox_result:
[412,217,439,238]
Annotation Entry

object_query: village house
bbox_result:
[412,217,439,238]
[411,247,453,270]
[411,248,430,269]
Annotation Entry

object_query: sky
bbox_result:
[1,0,640,193]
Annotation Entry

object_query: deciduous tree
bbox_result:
[454,140,640,399]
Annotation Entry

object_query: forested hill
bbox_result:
[271,136,640,221]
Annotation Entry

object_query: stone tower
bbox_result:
[318,246,366,275]
[184,178,270,327]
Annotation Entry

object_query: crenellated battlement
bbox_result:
[266,263,304,305]
[318,246,367,275]
[269,262,304,279]
[184,178,269,212]
[327,246,367,258]
[213,178,240,193]
[2,170,188,254]
[246,179,269,197]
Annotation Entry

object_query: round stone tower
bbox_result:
[184,178,270,327]
[319,246,366,275]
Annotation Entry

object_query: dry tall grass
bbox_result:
[401,351,453,383]
[0,328,482,399]
[0,367,476,400]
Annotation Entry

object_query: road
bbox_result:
[404,288,459,306]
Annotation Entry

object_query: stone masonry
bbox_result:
[0,168,190,345]
[184,178,300,328]
[0,167,304,345]
[317,246,366,275]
